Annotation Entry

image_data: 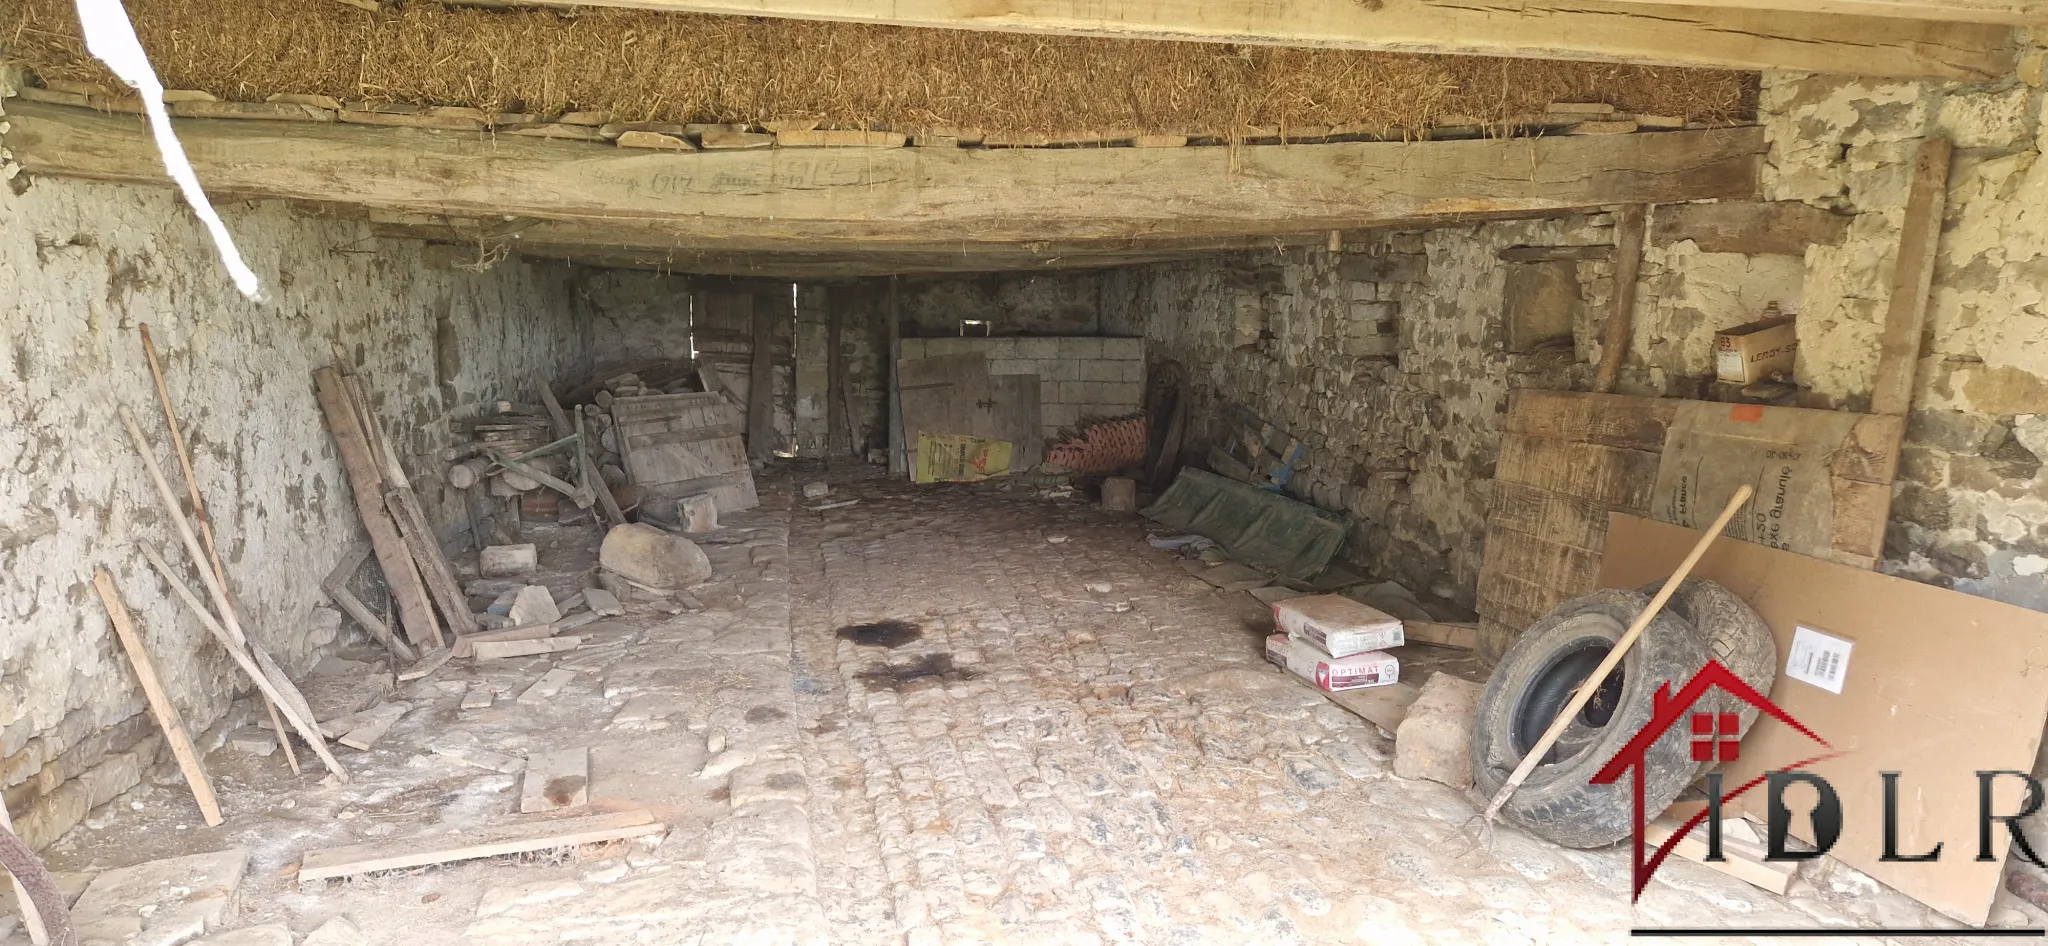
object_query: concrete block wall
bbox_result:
[2,82,591,848]
[899,336,1145,440]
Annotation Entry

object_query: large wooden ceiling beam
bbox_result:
[473,0,2018,79]
[5,103,1766,254]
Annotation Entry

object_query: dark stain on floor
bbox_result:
[835,619,922,648]
[854,653,978,693]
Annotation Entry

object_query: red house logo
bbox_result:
[1589,659,1836,900]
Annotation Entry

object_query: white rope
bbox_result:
[75,0,263,300]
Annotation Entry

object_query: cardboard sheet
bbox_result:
[1600,513,2048,924]
[912,432,1013,483]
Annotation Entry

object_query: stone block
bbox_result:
[506,585,560,627]
[1058,381,1096,405]
[1101,337,1144,361]
[599,523,712,591]
[582,587,624,616]
[479,543,538,578]
[982,337,1020,359]
[1038,380,1062,405]
[1043,404,1080,429]
[988,358,1034,376]
[1046,358,1082,381]
[1343,281,1379,303]
[1080,360,1124,383]
[898,339,927,360]
[925,337,972,356]
[1100,382,1143,407]
[1347,302,1397,330]
[1119,361,1146,384]
[1059,337,1105,359]
[1394,672,1483,789]
[1014,337,1062,359]
[1100,477,1138,512]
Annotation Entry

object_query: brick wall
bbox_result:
[899,336,1145,441]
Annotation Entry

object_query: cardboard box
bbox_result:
[1713,314,1797,384]
[1270,634,1400,692]
[1274,594,1403,657]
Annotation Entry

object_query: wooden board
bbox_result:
[519,748,590,813]
[518,668,577,704]
[461,684,496,710]
[1642,815,1794,895]
[89,570,222,827]
[336,702,409,751]
[452,623,557,659]
[1870,138,1953,417]
[898,354,1043,473]
[1600,513,2048,926]
[472,636,581,660]
[386,485,479,637]
[1474,389,1901,659]
[298,809,664,881]
[314,367,441,649]
[612,392,759,513]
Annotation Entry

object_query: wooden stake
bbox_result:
[1593,204,1647,394]
[136,543,349,782]
[1870,137,1952,416]
[1480,483,1753,827]
[89,569,223,826]
[746,292,775,460]
[137,325,300,776]
[0,801,50,945]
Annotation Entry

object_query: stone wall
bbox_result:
[581,270,692,381]
[0,143,588,844]
[896,272,1105,338]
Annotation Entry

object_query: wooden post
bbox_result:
[887,276,905,475]
[746,293,775,461]
[1870,137,1952,416]
[90,569,223,827]
[1593,204,1648,394]
[312,368,443,649]
[826,290,846,459]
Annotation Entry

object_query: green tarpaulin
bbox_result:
[1141,468,1347,581]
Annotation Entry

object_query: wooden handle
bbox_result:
[1482,484,1754,822]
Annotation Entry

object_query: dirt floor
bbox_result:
[11,465,2042,945]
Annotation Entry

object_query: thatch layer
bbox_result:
[2,0,1755,137]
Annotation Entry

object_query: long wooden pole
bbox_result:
[0,803,53,946]
[118,407,349,780]
[89,569,224,826]
[137,326,300,776]
[1481,484,1754,825]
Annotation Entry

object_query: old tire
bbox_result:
[1470,589,1712,848]
[1645,578,1777,769]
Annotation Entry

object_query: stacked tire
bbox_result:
[1469,580,1774,848]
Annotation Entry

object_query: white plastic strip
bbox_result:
[75,0,263,299]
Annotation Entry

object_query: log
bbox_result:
[1593,204,1648,394]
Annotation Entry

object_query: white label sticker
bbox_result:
[1786,625,1853,694]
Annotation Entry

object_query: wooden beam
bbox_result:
[1594,205,1649,394]
[440,0,2017,78]
[5,102,1765,250]
[747,294,775,460]
[1587,0,2046,25]
[1650,201,1852,255]
[1870,137,1953,416]
[1497,244,1615,262]
[89,569,223,828]
[298,809,665,881]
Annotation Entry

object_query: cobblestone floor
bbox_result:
[786,468,2029,946]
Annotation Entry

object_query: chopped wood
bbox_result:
[499,122,608,141]
[519,748,589,812]
[90,569,223,827]
[699,130,775,149]
[616,131,696,151]
[1401,620,1479,650]
[297,809,665,881]
[1871,137,1953,416]
[337,702,412,751]
[315,367,443,649]
[472,636,582,660]
[266,93,344,110]
[774,129,906,147]
[518,669,577,704]
[461,685,496,710]
[168,100,335,122]
[1643,815,1794,894]
[484,448,593,508]
[452,623,557,659]
[396,648,452,682]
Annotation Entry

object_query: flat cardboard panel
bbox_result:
[1599,513,2048,925]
